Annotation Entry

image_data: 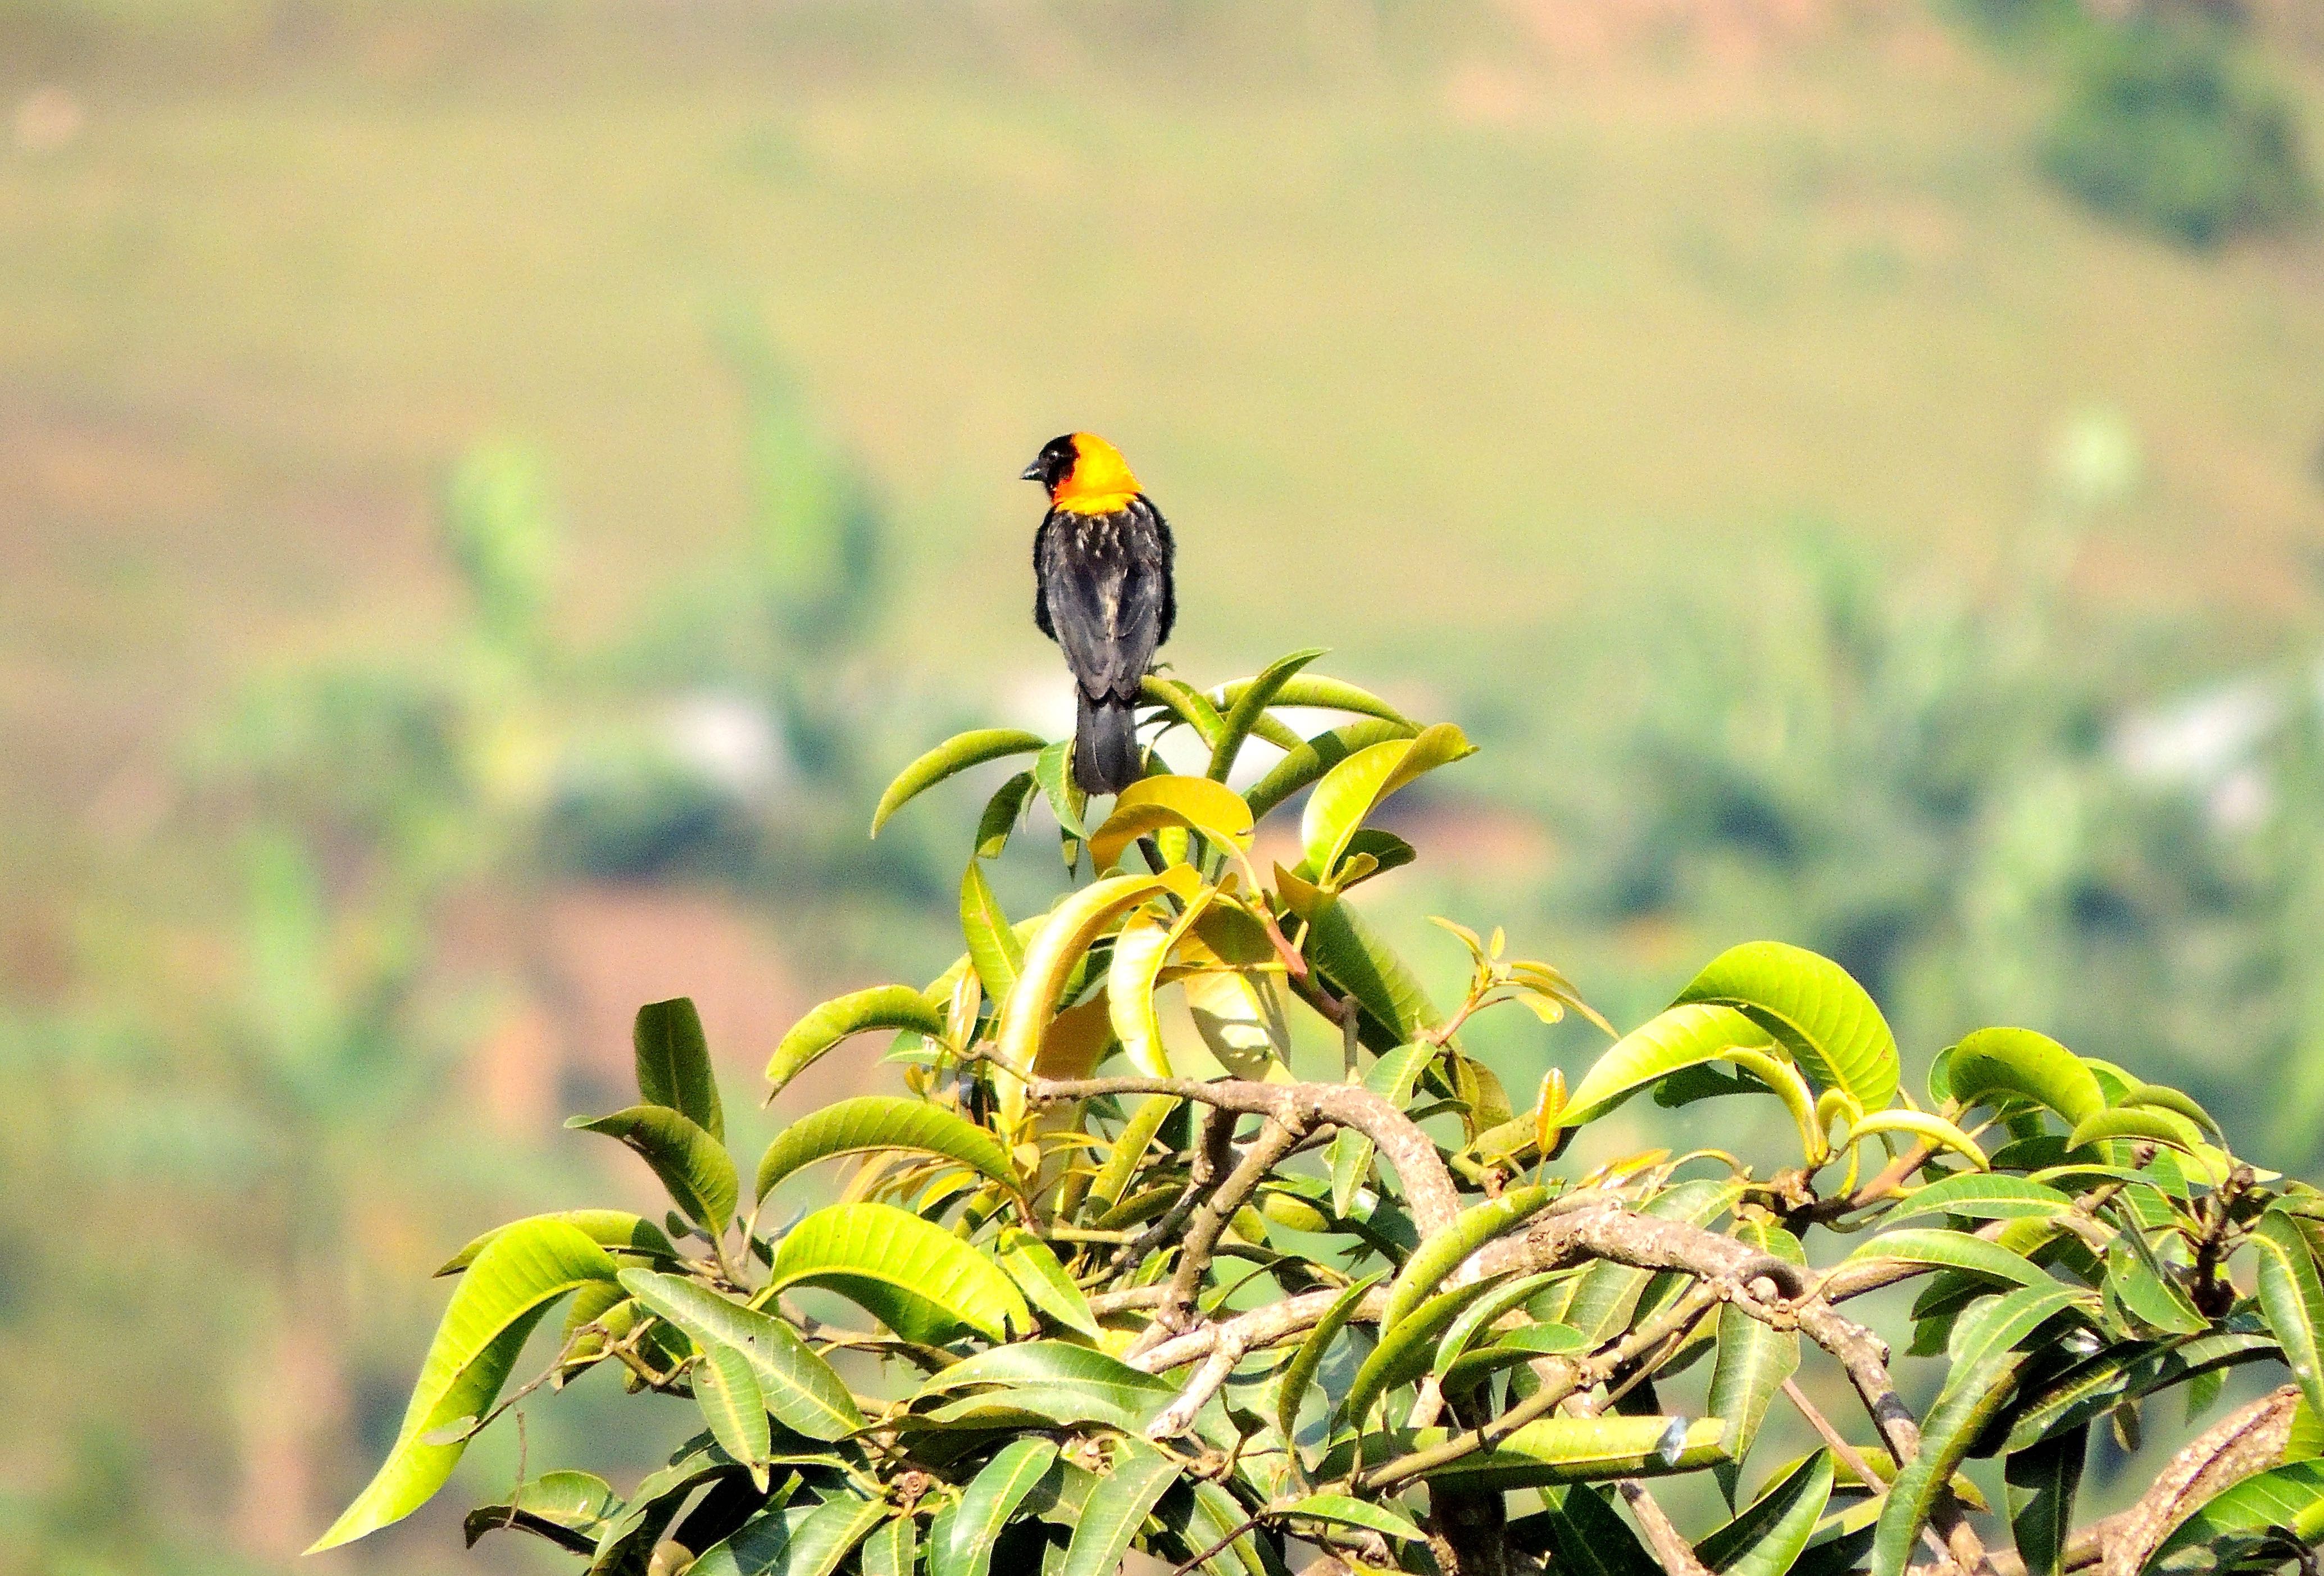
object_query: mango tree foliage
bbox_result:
[327,653,2324,1576]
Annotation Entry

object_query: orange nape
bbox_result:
[1053,433,1142,515]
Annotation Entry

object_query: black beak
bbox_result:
[1020,461,1045,483]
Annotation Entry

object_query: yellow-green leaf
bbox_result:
[767,985,946,1098]
[872,729,1050,835]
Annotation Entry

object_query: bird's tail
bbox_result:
[1074,690,1144,796]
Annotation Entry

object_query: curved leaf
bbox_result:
[1090,776,1255,873]
[437,1209,678,1275]
[2254,1207,2324,1416]
[1207,649,1327,782]
[463,1469,618,1551]
[1221,671,1416,730]
[1408,1415,1729,1489]
[975,770,1040,860]
[567,1105,738,1232]
[767,986,946,1098]
[1059,1443,1179,1576]
[1330,1042,1437,1218]
[695,1494,889,1576]
[1281,1493,1424,1544]
[2147,1460,2324,1568]
[993,869,1195,1128]
[634,997,724,1141]
[1941,1028,2105,1129]
[1342,1274,1515,1429]
[1697,1451,1834,1576]
[1707,1221,1803,1480]
[1244,719,1419,821]
[1522,1487,1659,1576]
[1381,1186,1553,1333]
[1089,1095,1179,1214]
[309,1220,617,1551]
[1276,1273,1381,1473]
[1562,1003,1787,1128]
[1299,723,1475,883]
[1844,1111,1986,1169]
[1889,1175,2073,1225]
[1035,738,1089,842]
[754,1096,1016,1202]
[1675,941,1898,1114]
[2004,1424,2086,1576]
[1435,1269,1567,1377]
[961,860,1026,1005]
[995,1227,1099,1339]
[872,729,1050,835]
[1107,888,1221,1079]
[1843,1228,2049,1289]
[2068,1105,2205,1156]
[768,1202,1030,1343]
[863,1513,914,1576]
[619,1270,864,1439]
[693,1341,772,1488]
[918,1340,1176,1423]
[1142,675,1227,751]
[1872,1343,2030,1576]
[1281,880,1444,1051]
[938,1439,1061,1576]
[2117,1083,2222,1139]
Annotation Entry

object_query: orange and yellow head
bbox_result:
[1022,432,1141,515]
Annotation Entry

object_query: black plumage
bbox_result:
[1024,436,1175,794]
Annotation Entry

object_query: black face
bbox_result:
[1021,434,1077,490]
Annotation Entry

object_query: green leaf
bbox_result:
[1281,1493,1424,1543]
[918,1341,1178,1425]
[2068,1105,2205,1156]
[1695,1451,1833,1576]
[694,1494,890,1576]
[2002,1332,2276,1453]
[1435,1270,1567,1377]
[1329,1042,1436,1218]
[1089,1096,1177,1214]
[1221,671,1416,731]
[1843,1228,2049,1289]
[2116,1083,2222,1139]
[1276,1274,1381,1474]
[1404,1415,1730,1489]
[1282,883,1444,1050]
[463,1470,618,1551]
[1872,1342,2031,1576]
[1523,1487,1659,1576]
[961,860,1026,1003]
[1243,719,1420,821]
[1298,723,1475,883]
[693,1341,773,1487]
[618,1270,864,1439]
[993,869,1191,1126]
[1089,775,1256,872]
[1674,941,1899,1113]
[863,1513,915,1576]
[1058,1443,1179,1576]
[1380,1186,1552,1333]
[1888,1175,2074,1225]
[1034,738,1089,842]
[633,997,725,1141]
[2004,1424,2085,1576]
[2254,1207,2324,1416]
[767,985,946,1098]
[2103,1239,2207,1336]
[754,1096,1016,1202]
[768,1202,1031,1343]
[436,1209,678,1275]
[872,729,1050,835]
[1341,1274,1515,1430]
[1940,1028,2105,1129]
[1207,649,1327,782]
[975,771,1040,860]
[2148,1460,2324,1568]
[996,1227,1100,1339]
[309,1220,618,1551]
[938,1439,1061,1576]
[1561,1003,1790,1128]
[1707,1222,1803,1482]
[567,1105,739,1232]
[1141,675,1227,751]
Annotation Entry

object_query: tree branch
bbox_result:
[1136,1115,1308,1352]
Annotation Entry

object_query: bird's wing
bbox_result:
[1037,507,1170,703]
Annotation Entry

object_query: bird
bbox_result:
[1023,432,1176,795]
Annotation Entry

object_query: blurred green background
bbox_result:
[6,0,2324,1570]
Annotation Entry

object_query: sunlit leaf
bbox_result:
[1675,941,1899,1113]
[2004,1424,2086,1576]
[1276,1274,1381,1476]
[567,1105,738,1232]
[1939,1028,2105,1129]
[1380,1186,1553,1333]
[1058,1442,1179,1576]
[1695,1451,1833,1576]
[2254,1207,2324,1416]
[766,985,946,1098]
[693,1493,889,1576]
[768,1202,1030,1343]
[1207,648,1328,782]
[1243,719,1420,821]
[872,729,1050,835]
[436,1210,678,1276]
[1842,1228,2049,1289]
[692,1341,772,1489]
[1887,1175,2072,1225]
[2147,1460,2324,1568]
[936,1439,1060,1576]
[618,1270,864,1440]
[633,996,725,1141]
[754,1096,1016,1202]
[1281,1493,1424,1544]
[1089,775,1256,873]
[310,1221,618,1551]
[1299,723,1475,884]
[1707,1220,1803,1489]
[995,1227,1099,1339]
